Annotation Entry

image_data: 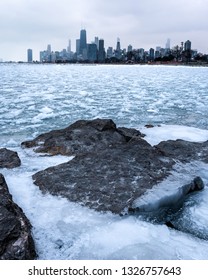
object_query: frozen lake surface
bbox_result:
[1,63,208,259]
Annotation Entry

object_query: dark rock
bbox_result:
[0,148,21,168]
[145,124,154,128]
[117,127,146,141]
[155,139,208,163]
[0,174,36,260]
[21,118,144,156]
[23,119,208,216]
[32,135,174,214]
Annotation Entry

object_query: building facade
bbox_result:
[79,29,87,56]
[27,49,33,62]
[98,39,105,62]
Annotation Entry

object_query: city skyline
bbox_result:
[1,0,208,61]
[38,28,199,64]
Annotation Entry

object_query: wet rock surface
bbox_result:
[0,148,21,169]
[0,174,36,260]
[155,139,208,163]
[21,119,145,156]
[23,119,208,216]
[33,137,174,214]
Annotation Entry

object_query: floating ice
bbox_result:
[1,64,208,260]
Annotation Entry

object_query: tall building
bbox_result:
[115,38,122,59]
[183,40,192,63]
[107,47,113,58]
[67,39,71,53]
[127,45,133,52]
[47,44,51,54]
[149,48,155,61]
[98,39,105,62]
[116,38,121,51]
[184,40,191,51]
[94,37,99,49]
[79,29,87,56]
[27,49,33,62]
[87,43,97,62]
[76,39,80,54]
[165,38,171,49]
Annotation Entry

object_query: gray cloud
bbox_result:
[0,0,208,61]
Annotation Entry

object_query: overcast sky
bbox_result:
[0,0,208,61]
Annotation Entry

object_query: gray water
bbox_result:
[1,63,208,259]
[1,64,208,141]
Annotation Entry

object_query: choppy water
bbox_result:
[1,63,208,140]
[1,63,208,259]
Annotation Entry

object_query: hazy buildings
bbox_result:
[98,39,105,62]
[115,38,122,59]
[36,27,202,64]
[27,49,33,62]
[127,45,133,52]
[165,38,171,49]
[87,43,97,62]
[94,37,99,49]
[149,48,155,61]
[67,40,71,53]
[107,47,113,58]
[184,40,191,51]
[79,29,87,56]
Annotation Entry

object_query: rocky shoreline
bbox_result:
[1,118,208,259]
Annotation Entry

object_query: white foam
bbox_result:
[32,107,56,123]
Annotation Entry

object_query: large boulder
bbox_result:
[0,148,21,168]
[21,119,145,156]
[23,119,207,216]
[0,174,36,260]
[32,136,174,214]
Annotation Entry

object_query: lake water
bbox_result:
[1,63,208,259]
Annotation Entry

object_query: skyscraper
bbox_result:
[79,29,87,56]
[184,40,191,51]
[47,44,51,54]
[76,39,80,54]
[116,38,121,51]
[127,45,133,52]
[115,38,121,59]
[27,49,33,62]
[67,39,71,53]
[87,43,97,62]
[98,39,105,62]
[94,37,99,49]
[149,48,155,61]
[165,38,171,49]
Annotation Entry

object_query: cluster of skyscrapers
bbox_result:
[27,28,199,63]
[38,29,113,63]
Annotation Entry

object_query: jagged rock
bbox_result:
[31,120,174,214]
[0,148,21,168]
[21,119,144,156]
[0,174,36,260]
[23,119,207,216]
[155,139,208,163]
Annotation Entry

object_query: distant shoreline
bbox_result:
[1,61,208,67]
